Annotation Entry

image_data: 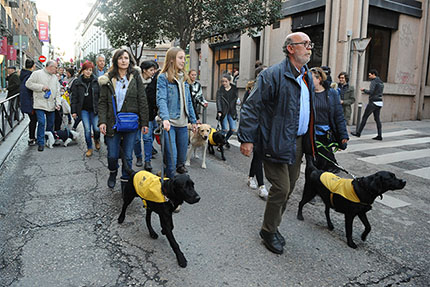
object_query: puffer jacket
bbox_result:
[238,57,316,164]
[71,74,100,116]
[98,68,149,136]
[363,76,384,102]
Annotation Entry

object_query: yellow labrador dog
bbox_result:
[185,123,212,169]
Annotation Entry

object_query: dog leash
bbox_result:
[155,123,175,185]
[317,151,357,179]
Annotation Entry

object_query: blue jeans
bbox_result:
[35,109,55,146]
[221,114,237,140]
[105,130,137,180]
[134,119,156,162]
[164,126,188,178]
[81,110,100,149]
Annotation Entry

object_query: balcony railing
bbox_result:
[0,93,24,142]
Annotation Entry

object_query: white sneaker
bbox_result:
[247,177,258,189]
[258,185,268,200]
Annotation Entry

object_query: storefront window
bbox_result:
[364,25,391,82]
[211,44,240,99]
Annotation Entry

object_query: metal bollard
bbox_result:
[356,103,362,131]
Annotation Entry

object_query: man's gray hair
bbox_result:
[282,35,294,56]
[96,54,105,61]
[46,60,57,67]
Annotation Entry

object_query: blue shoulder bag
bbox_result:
[112,94,139,132]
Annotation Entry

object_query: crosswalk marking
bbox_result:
[345,137,430,153]
[404,167,430,180]
[375,194,411,208]
[358,149,430,164]
[348,129,420,141]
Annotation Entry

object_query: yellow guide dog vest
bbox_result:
[320,172,360,207]
[133,171,168,207]
[209,128,217,146]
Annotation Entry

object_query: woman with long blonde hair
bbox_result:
[157,47,197,178]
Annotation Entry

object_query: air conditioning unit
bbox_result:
[8,1,19,8]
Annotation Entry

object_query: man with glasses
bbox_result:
[26,60,62,151]
[238,32,316,254]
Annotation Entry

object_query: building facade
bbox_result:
[190,0,430,122]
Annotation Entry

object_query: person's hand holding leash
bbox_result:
[142,126,149,135]
[99,124,107,135]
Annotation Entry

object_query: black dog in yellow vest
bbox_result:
[207,128,226,161]
[297,155,406,249]
[118,159,200,268]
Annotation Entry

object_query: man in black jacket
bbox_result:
[352,69,384,140]
[238,32,316,255]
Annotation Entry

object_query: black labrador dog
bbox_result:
[207,128,226,161]
[118,158,200,268]
[297,155,406,249]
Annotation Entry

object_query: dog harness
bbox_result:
[208,128,217,146]
[133,171,168,208]
[320,172,360,207]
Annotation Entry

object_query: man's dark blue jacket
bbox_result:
[19,69,33,114]
[238,57,316,164]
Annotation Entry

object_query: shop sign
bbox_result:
[7,45,17,60]
[209,34,229,45]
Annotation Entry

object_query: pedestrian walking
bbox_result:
[352,69,384,140]
[19,59,37,146]
[216,74,238,148]
[157,47,197,179]
[6,66,20,121]
[71,61,101,157]
[98,49,149,191]
[134,60,158,170]
[337,72,355,123]
[238,32,316,255]
[25,60,62,151]
[310,67,348,172]
[93,54,107,78]
[188,69,208,123]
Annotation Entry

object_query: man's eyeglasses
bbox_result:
[290,41,314,49]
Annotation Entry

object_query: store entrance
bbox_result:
[211,44,240,100]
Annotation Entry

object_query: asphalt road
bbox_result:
[0,107,429,286]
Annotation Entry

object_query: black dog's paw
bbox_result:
[221,156,226,161]
[297,213,304,221]
[328,223,334,231]
[177,254,187,268]
[149,231,158,239]
[347,240,357,249]
[118,215,125,224]
[361,231,370,241]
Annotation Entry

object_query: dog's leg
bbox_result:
[297,181,316,221]
[118,183,136,224]
[345,214,357,249]
[145,208,158,239]
[358,212,371,242]
[160,213,187,268]
[325,205,334,230]
[208,144,214,155]
[185,146,193,166]
[201,143,207,169]
[220,146,226,161]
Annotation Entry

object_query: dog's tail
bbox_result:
[120,148,136,177]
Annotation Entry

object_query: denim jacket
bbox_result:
[156,73,196,123]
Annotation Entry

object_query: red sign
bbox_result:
[39,55,46,63]
[38,21,49,42]
[0,37,7,55]
[7,45,16,60]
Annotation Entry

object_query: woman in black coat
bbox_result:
[71,61,100,157]
[19,59,37,145]
[216,74,238,148]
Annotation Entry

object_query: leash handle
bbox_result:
[159,123,177,184]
